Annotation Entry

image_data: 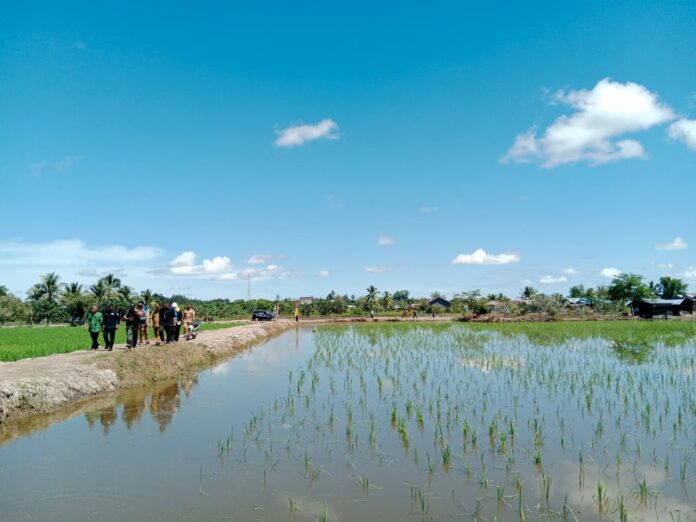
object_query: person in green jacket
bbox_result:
[85,305,104,350]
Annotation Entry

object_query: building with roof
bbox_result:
[427,296,451,309]
[629,298,693,318]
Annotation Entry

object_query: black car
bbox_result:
[251,310,274,321]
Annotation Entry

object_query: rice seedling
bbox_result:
[202,321,696,520]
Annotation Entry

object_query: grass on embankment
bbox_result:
[0,322,243,362]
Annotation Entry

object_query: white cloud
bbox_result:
[377,235,394,246]
[419,206,438,213]
[247,254,286,265]
[156,251,298,281]
[240,264,298,280]
[0,239,163,267]
[365,266,392,273]
[684,267,696,280]
[275,118,339,147]
[319,270,330,278]
[656,237,688,251]
[29,161,47,176]
[72,41,86,50]
[451,249,520,265]
[668,119,696,150]
[55,155,81,173]
[600,267,622,278]
[166,252,235,278]
[561,267,579,275]
[504,78,675,167]
[540,275,567,284]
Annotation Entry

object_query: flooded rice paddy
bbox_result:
[1,323,696,521]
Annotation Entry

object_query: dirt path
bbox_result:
[0,320,293,425]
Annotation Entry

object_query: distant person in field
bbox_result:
[412,309,417,319]
[137,301,149,345]
[183,304,196,336]
[85,305,103,350]
[124,304,141,348]
[103,304,120,351]
[150,304,161,345]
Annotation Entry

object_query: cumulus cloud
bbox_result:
[164,251,236,279]
[540,275,567,284]
[451,249,520,265]
[319,270,330,278]
[600,267,622,278]
[656,237,688,251]
[377,235,394,246]
[275,118,339,147]
[419,206,438,213]
[503,78,675,167]
[239,264,298,280]
[365,266,391,273]
[155,252,297,281]
[561,267,580,275]
[247,253,287,265]
[684,267,696,280]
[55,155,82,173]
[0,239,163,267]
[668,119,696,150]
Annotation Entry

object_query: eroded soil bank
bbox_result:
[0,320,293,426]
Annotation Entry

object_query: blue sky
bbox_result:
[1,1,695,299]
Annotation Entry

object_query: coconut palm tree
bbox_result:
[89,280,108,303]
[140,288,154,306]
[62,282,87,321]
[119,285,135,304]
[380,291,393,311]
[64,282,83,296]
[27,284,45,302]
[365,285,379,310]
[38,272,62,303]
[98,273,122,301]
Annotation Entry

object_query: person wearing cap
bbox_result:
[172,302,182,342]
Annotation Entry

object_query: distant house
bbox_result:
[427,297,451,309]
[629,298,693,318]
[299,296,314,305]
[566,297,593,308]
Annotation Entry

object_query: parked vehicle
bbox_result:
[251,310,274,321]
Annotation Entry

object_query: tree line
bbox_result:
[0,272,690,324]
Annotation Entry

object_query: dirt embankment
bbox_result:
[0,320,293,425]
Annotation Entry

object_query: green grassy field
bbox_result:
[0,322,243,362]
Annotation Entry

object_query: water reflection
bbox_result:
[81,377,199,434]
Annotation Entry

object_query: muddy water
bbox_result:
[1,324,696,521]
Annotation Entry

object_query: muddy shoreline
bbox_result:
[0,320,296,428]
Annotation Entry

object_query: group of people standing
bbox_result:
[85,302,196,351]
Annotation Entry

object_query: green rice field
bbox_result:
[0,321,243,362]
